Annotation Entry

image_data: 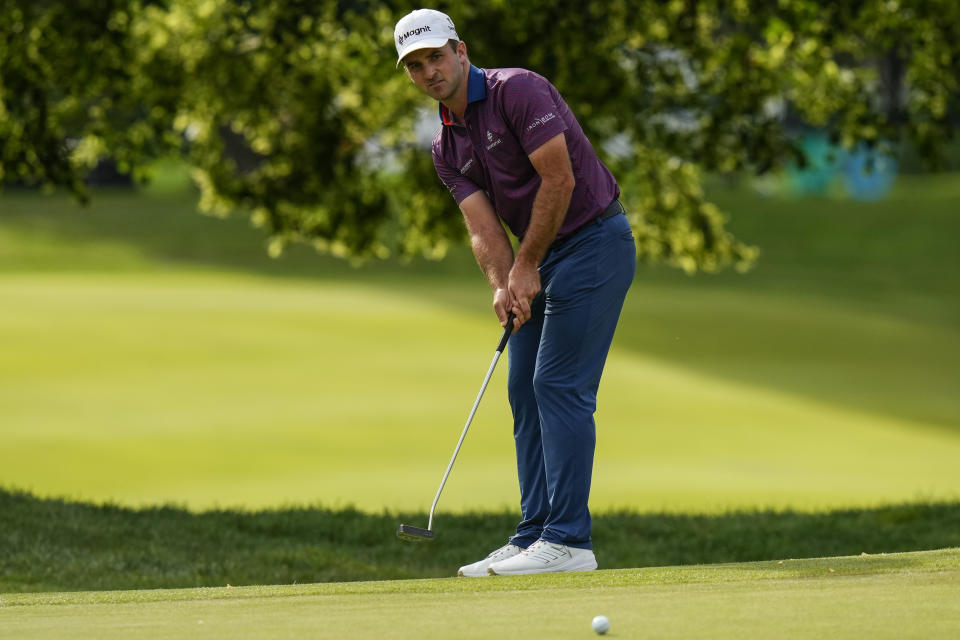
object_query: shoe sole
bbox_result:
[488,557,598,576]
[457,569,490,577]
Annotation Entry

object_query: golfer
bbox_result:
[395,9,636,576]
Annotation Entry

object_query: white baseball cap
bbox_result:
[394,9,459,67]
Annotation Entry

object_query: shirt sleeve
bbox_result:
[432,144,481,205]
[501,72,569,156]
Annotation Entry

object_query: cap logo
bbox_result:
[398,25,432,46]
[394,9,458,66]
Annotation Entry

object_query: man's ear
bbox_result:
[457,41,468,64]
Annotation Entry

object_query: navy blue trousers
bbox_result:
[507,210,636,550]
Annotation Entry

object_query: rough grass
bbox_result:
[2,487,959,593]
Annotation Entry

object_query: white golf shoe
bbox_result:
[487,539,597,575]
[457,543,523,577]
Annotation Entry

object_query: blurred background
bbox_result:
[2,0,958,515]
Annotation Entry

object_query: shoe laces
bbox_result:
[520,539,569,563]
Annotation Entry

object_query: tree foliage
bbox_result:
[0,0,175,198]
[1,0,957,271]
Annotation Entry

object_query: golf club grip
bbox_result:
[497,314,516,353]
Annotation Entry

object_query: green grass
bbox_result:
[2,549,958,639]
[3,487,960,592]
[0,173,958,514]
[1,171,959,636]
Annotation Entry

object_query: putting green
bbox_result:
[2,549,958,639]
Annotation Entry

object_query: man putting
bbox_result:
[395,9,636,576]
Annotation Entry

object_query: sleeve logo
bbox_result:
[526,112,557,132]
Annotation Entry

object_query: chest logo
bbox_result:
[485,130,502,151]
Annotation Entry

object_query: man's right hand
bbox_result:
[506,258,541,330]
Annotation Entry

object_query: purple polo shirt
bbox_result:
[432,65,619,243]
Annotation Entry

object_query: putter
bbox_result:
[397,312,517,543]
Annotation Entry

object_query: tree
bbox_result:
[2,0,958,272]
[0,0,176,198]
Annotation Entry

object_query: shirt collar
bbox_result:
[439,65,486,126]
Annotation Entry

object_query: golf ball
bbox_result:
[592,615,610,635]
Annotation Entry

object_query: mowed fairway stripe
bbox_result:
[0,271,514,510]
[2,271,960,512]
[2,550,958,639]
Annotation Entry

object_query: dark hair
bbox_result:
[448,39,460,51]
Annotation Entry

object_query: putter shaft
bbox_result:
[426,315,514,531]
[427,350,502,530]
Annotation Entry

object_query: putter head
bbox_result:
[397,524,435,542]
